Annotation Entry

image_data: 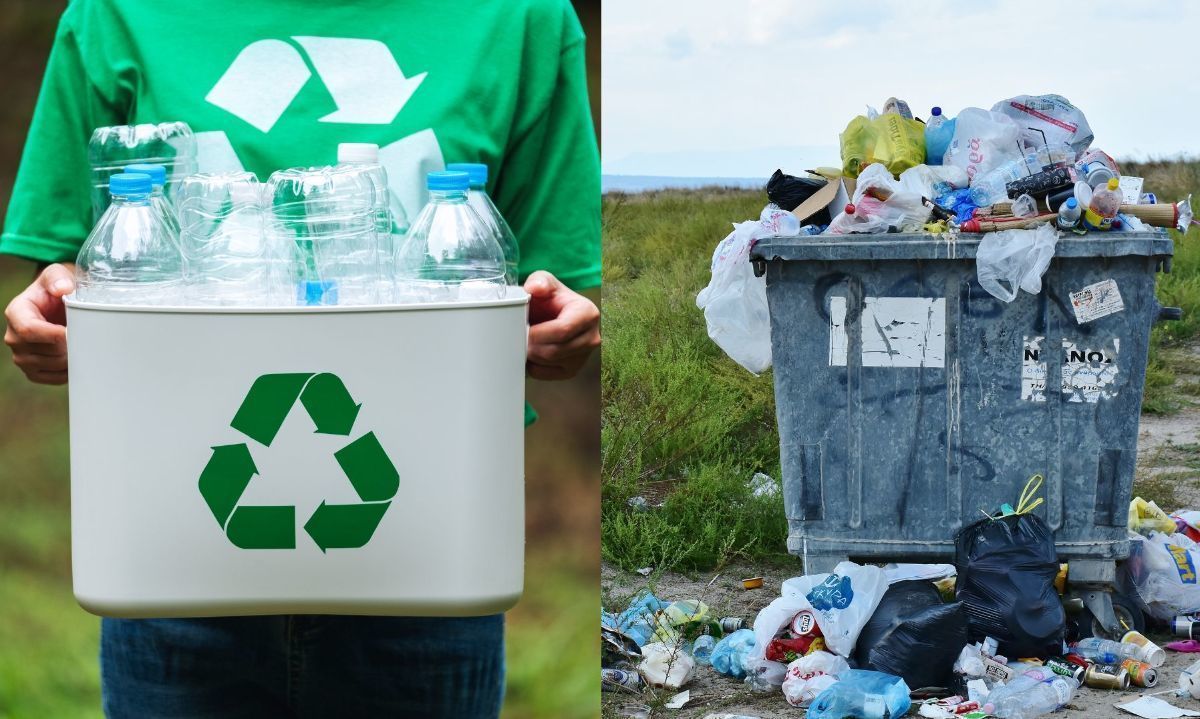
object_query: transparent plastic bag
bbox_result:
[782,651,849,707]
[943,108,1023,183]
[975,224,1059,302]
[807,669,911,719]
[696,221,771,373]
[823,163,931,235]
[991,94,1094,157]
[1125,532,1200,620]
[840,114,926,178]
[898,164,969,198]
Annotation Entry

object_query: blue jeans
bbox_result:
[100,615,504,718]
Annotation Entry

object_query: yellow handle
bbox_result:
[1015,474,1045,515]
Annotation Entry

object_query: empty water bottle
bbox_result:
[126,163,181,238]
[985,674,1077,719]
[1056,198,1081,230]
[267,165,381,306]
[337,143,407,296]
[925,107,955,165]
[88,122,196,223]
[177,172,277,306]
[395,171,506,302]
[446,163,520,285]
[75,172,183,304]
[1071,637,1137,664]
[692,634,717,665]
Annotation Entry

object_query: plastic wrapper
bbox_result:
[604,591,668,647]
[991,94,1094,157]
[757,562,887,658]
[652,599,720,644]
[853,580,969,689]
[943,108,1023,183]
[766,169,829,220]
[1129,497,1178,536]
[782,651,849,707]
[807,669,912,719]
[710,628,756,679]
[840,114,926,178]
[1125,531,1200,620]
[954,513,1065,657]
[696,221,771,373]
[976,224,1059,303]
[638,642,695,689]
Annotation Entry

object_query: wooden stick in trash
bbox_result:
[1120,204,1177,228]
[960,213,1056,233]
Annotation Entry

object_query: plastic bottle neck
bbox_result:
[150,185,165,198]
[467,181,487,192]
[111,192,152,206]
[429,188,468,202]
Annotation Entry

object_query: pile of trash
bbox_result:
[603,487,1200,718]
[698,94,1197,374]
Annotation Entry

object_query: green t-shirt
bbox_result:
[0,0,601,295]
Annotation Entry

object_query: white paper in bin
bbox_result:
[64,288,528,617]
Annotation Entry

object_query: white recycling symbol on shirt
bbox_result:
[199,36,444,222]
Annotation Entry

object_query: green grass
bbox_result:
[602,162,1200,573]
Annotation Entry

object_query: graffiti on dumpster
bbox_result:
[1021,337,1120,403]
[829,296,946,368]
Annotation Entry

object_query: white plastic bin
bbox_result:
[64,288,528,617]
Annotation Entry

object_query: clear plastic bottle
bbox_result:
[267,165,381,306]
[1071,636,1138,664]
[125,163,181,239]
[337,143,407,297]
[986,674,1078,719]
[88,122,196,224]
[176,172,275,306]
[925,107,956,165]
[1056,198,1081,230]
[1084,177,1122,231]
[395,171,506,302]
[691,634,716,665]
[75,172,183,304]
[446,163,520,285]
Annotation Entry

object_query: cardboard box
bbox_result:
[790,176,855,226]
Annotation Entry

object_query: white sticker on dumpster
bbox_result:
[1069,279,1125,324]
[828,296,945,368]
[1022,336,1120,402]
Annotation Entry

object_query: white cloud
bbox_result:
[602,0,1200,177]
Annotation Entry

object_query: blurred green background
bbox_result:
[0,1,600,717]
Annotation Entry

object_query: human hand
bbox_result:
[523,271,600,380]
[4,262,75,385]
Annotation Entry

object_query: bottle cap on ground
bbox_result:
[109,172,153,196]
[124,163,167,187]
[337,143,380,164]
[446,162,488,186]
[427,170,470,192]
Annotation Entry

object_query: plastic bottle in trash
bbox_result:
[75,172,183,304]
[446,163,520,285]
[125,163,181,238]
[88,122,196,224]
[395,171,506,302]
[692,634,716,665]
[1083,177,1122,231]
[337,143,406,288]
[1056,198,1081,230]
[985,674,1078,719]
[924,107,955,165]
[1071,637,1138,664]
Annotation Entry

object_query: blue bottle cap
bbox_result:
[446,163,488,185]
[124,163,167,187]
[427,171,470,192]
[109,172,153,196]
[931,106,942,116]
[1066,198,1078,209]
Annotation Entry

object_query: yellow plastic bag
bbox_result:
[840,114,926,178]
[1129,496,1177,535]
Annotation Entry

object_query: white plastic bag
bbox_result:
[696,221,771,373]
[824,163,930,234]
[752,561,887,658]
[782,651,849,707]
[898,164,969,198]
[991,94,1094,156]
[976,224,1059,302]
[638,641,696,689]
[943,108,1023,183]
[1126,532,1200,620]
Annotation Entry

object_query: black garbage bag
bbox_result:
[954,513,1065,657]
[765,169,829,222]
[853,580,968,689]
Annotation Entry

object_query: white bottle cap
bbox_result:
[338,143,380,164]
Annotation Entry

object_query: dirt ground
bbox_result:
[602,402,1200,718]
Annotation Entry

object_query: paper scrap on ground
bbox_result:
[1116,696,1200,719]
[665,690,690,709]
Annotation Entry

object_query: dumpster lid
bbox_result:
[749,230,1174,263]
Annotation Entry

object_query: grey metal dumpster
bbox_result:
[750,230,1176,634]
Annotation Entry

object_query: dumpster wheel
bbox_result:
[1072,592,1146,641]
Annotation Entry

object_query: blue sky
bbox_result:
[602,0,1198,177]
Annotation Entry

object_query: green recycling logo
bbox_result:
[198,373,398,551]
